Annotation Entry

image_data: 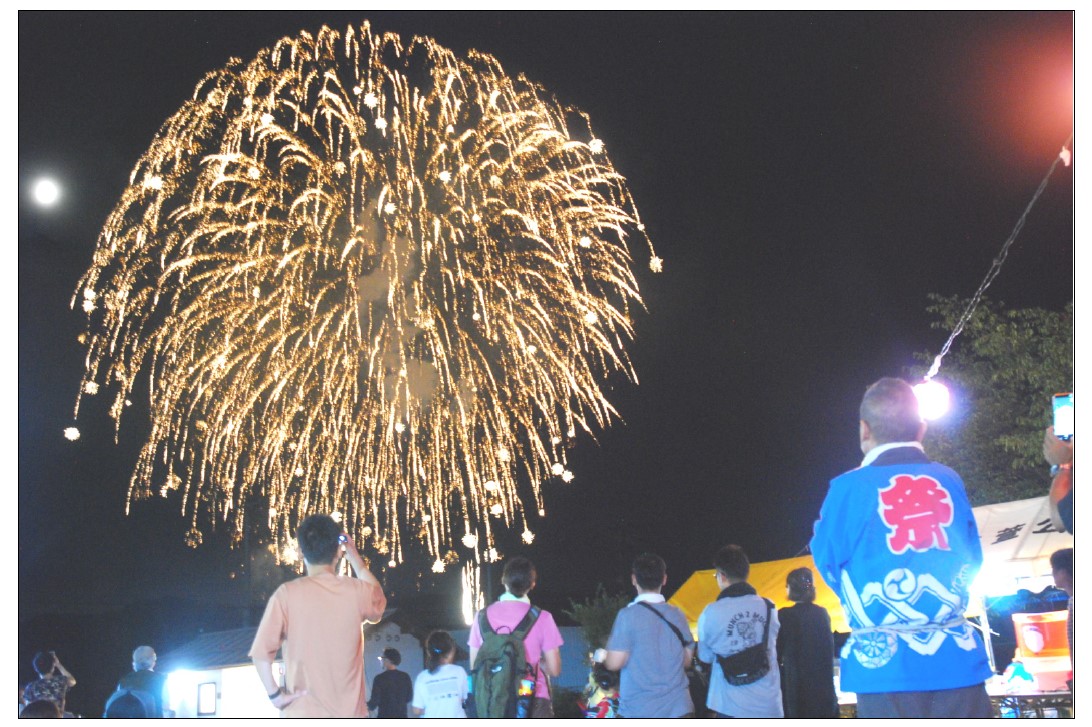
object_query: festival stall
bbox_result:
[971,496,1072,596]
[669,496,1070,636]
[668,496,1072,712]
[669,554,848,636]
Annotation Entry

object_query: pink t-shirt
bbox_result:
[249,572,387,717]
[468,600,563,699]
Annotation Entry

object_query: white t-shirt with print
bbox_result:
[412,663,468,718]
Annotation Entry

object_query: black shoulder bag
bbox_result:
[716,598,772,686]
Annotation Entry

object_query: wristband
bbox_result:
[268,688,283,701]
[1051,463,1073,476]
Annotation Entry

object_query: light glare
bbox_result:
[914,379,951,421]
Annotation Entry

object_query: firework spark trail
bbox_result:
[72,22,658,567]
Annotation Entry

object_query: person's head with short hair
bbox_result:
[501,556,537,597]
[31,652,55,678]
[424,630,456,674]
[859,377,925,454]
[1051,547,1073,596]
[20,699,62,718]
[713,544,750,586]
[786,567,817,603]
[132,645,156,672]
[631,553,667,593]
[296,514,342,566]
[380,647,402,669]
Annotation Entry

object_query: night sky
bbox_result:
[18,9,1074,712]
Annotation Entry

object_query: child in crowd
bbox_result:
[412,631,468,718]
[582,663,620,718]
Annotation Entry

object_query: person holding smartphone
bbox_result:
[1044,425,1073,534]
[250,515,387,717]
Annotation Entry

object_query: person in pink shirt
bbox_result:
[468,557,563,717]
[250,514,387,717]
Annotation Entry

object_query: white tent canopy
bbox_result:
[972,496,1072,596]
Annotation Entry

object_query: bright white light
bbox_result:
[34,179,61,206]
[913,379,951,421]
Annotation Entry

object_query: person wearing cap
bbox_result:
[115,645,168,717]
[368,647,413,718]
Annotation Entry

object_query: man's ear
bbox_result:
[916,420,927,442]
[859,419,872,444]
[661,572,668,588]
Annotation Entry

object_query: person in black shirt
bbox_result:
[776,568,839,718]
[115,645,168,718]
[368,647,413,718]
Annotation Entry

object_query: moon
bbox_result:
[33,178,61,206]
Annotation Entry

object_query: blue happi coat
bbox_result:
[810,445,992,694]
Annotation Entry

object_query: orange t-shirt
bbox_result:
[250,572,387,717]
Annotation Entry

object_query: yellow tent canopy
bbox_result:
[669,554,985,639]
[669,555,848,636]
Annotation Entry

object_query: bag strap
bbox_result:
[637,601,689,647]
[759,598,772,647]
[512,605,541,639]
[478,608,496,637]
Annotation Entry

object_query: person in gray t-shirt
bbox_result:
[595,553,695,718]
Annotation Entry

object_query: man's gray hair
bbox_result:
[132,645,157,670]
[860,377,923,444]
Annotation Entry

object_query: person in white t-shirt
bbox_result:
[412,631,468,718]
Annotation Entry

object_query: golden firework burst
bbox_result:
[72,21,658,565]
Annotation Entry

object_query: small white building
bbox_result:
[158,627,279,718]
[159,619,421,718]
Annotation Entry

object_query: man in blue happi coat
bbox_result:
[811,377,992,718]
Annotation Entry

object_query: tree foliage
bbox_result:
[915,295,1072,505]
[563,584,630,653]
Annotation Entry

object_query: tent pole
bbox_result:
[978,595,997,674]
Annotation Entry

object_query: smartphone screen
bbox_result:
[1053,393,1073,441]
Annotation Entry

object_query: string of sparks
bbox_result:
[69,22,660,570]
[923,136,1072,383]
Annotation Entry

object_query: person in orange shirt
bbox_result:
[250,514,387,717]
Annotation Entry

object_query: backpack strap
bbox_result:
[478,608,497,637]
[478,604,540,638]
[512,604,541,639]
[637,601,689,647]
